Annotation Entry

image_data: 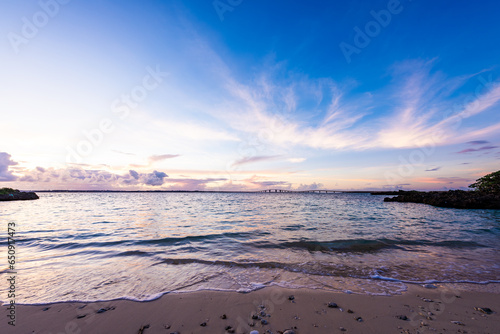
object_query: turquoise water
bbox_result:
[1,192,499,304]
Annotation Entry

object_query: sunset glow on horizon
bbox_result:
[1,0,499,191]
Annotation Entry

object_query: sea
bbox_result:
[1,192,500,305]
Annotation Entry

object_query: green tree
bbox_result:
[469,170,500,193]
[0,188,18,195]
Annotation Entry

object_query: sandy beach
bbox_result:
[2,284,499,334]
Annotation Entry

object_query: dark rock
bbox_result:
[42,307,50,311]
[200,322,207,327]
[288,295,295,301]
[371,191,402,195]
[76,314,86,319]
[138,324,150,334]
[339,327,347,332]
[225,326,235,333]
[355,317,363,322]
[261,319,268,325]
[221,314,227,319]
[0,191,39,201]
[328,302,338,308]
[347,309,354,313]
[97,308,108,314]
[383,190,500,209]
[474,307,493,314]
[397,315,409,321]
[252,313,259,319]
[283,330,295,334]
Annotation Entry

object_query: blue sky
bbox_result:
[1,0,499,191]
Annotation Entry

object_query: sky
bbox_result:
[1,0,500,191]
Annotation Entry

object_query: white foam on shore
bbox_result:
[8,279,500,306]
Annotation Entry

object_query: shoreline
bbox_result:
[3,284,499,334]
[8,280,500,307]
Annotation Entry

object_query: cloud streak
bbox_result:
[457,146,498,154]
[149,154,180,163]
[209,58,500,153]
[232,155,281,167]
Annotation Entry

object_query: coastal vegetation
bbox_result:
[468,170,500,194]
[0,187,19,195]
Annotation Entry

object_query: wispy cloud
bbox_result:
[112,150,136,156]
[232,155,281,167]
[425,166,441,172]
[205,56,500,153]
[414,176,472,185]
[149,154,180,163]
[457,146,498,154]
[467,140,489,145]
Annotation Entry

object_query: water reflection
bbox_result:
[0,192,499,303]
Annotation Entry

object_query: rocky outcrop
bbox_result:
[370,191,403,195]
[0,191,39,201]
[384,190,500,209]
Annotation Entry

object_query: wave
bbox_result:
[136,231,268,245]
[15,231,271,249]
[147,257,386,279]
[150,257,362,277]
[252,238,487,253]
[14,233,488,253]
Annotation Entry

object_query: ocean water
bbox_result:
[1,192,499,304]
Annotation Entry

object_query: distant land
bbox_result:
[33,189,400,194]
[4,187,499,209]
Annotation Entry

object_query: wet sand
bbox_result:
[2,284,499,334]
